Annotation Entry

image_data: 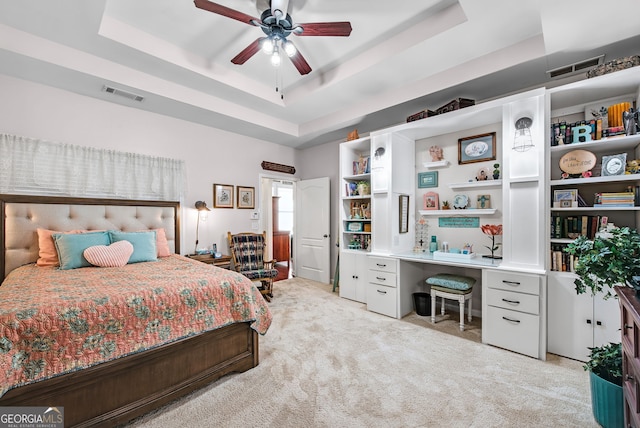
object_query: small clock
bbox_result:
[601,153,627,176]
[453,194,469,209]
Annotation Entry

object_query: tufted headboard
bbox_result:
[1,194,180,279]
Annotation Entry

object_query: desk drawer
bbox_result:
[486,288,539,315]
[485,271,540,295]
[367,256,396,273]
[367,284,397,318]
[368,270,397,287]
[484,306,540,358]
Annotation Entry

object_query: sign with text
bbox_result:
[438,217,480,228]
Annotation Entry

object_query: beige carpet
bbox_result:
[127,278,598,428]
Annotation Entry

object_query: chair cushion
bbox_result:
[426,273,476,291]
[430,285,473,295]
[239,269,278,280]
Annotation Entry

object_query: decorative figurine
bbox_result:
[429,145,444,162]
[493,163,500,179]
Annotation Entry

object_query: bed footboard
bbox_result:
[0,322,259,428]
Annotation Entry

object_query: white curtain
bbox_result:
[0,133,186,201]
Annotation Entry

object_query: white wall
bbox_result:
[0,74,298,255]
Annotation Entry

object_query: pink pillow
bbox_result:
[154,228,171,257]
[36,228,83,266]
[83,241,134,267]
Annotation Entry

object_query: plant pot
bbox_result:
[589,371,623,428]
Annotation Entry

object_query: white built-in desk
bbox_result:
[384,251,545,360]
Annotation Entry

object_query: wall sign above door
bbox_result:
[261,161,296,175]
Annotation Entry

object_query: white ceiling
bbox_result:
[1,0,639,149]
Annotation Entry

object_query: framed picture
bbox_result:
[418,171,438,188]
[237,186,255,209]
[601,153,627,176]
[399,194,409,233]
[423,191,439,210]
[553,189,578,202]
[477,194,491,209]
[213,183,234,208]
[458,132,497,164]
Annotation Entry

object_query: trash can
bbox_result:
[413,292,431,316]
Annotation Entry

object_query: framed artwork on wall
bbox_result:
[399,194,409,233]
[213,183,234,208]
[237,186,255,209]
[418,171,438,188]
[458,132,497,164]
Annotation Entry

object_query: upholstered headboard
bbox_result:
[1,195,180,279]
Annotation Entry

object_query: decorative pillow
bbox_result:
[425,273,476,291]
[52,231,111,270]
[36,228,84,266]
[153,228,171,257]
[108,230,158,264]
[83,241,134,267]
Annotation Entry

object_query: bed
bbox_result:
[0,194,272,427]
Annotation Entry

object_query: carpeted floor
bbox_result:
[127,277,598,428]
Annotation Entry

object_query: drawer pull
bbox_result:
[502,280,521,286]
[627,374,635,382]
[501,298,520,305]
[376,263,387,268]
[377,289,387,295]
[502,316,521,324]
[625,324,634,330]
[376,276,386,281]
[596,321,602,326]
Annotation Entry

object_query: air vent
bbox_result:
[547,55,605,79]
[102,85,144,102]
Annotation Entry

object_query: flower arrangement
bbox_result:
[481,224,502,259]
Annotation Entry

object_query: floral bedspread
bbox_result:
[0,255,272,397]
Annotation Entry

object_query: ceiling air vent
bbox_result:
[102,85,144,102]
[547,55,604,79]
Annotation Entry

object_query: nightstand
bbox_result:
[186,254,232,270]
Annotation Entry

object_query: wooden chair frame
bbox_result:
[227,231,277,301]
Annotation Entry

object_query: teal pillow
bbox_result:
[108,230,157,264]
[426,273,476,291]
[52,231,111,270]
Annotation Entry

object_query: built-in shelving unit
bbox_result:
[546,65,640,362]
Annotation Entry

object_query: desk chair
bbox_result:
[227,231,278,302]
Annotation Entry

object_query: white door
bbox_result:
[295,177,330,283]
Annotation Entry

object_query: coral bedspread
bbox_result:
[0,255,272,397]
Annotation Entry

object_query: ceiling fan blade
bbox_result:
[193,0,259,26]
[231,38,265,65]
[293,22,352,37]
[289,50,312,75]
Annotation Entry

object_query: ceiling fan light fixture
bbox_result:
[261,38,274,54]
[283,40,296,57]
[271,47,281,67]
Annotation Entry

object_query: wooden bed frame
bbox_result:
[0,195,259,427]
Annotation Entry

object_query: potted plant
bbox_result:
[492,163,500,179]
[564,226,640,299]
[583,343,623,428]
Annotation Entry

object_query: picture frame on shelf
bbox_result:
[213,183,234,208]
[423,192,439,210]
[601,153,627,176]
[418,171,438,188]
[458,132,497,164]
[553,188,578,208]
[236,186,255,209]
[477,194,491,209]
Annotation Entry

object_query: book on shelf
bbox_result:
[550,214,603,239]
[550,244,575,272]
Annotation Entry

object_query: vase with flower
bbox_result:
[481,224,503,259]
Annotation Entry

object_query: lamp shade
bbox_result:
[195,201,210,211]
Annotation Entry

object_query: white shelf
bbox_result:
[549,134,640,154]
[550,238,575,244]
[342,195,372,200]
[550,206,640,212]
[550,174,640,186]
[343,173,371,181]
[422,160,450,169]
[344,218,371,222]
[449,180,502,190]
[419,208,497,216]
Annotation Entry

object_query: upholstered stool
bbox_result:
[426,274,476,331]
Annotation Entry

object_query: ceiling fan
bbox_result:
[194,0,352,75]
